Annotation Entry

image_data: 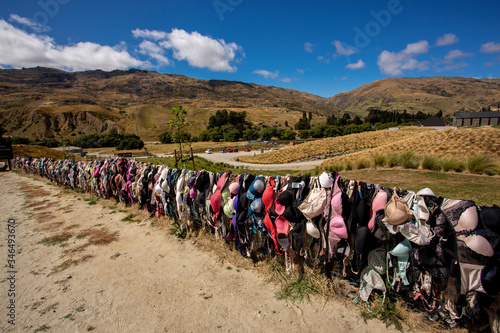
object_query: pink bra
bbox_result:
[368,188,388,230]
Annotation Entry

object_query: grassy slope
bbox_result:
[238,127,432,164]
[13,145,84,160]
[238,127,500,166]
[320,126,500,168]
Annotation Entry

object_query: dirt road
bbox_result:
[196,151,324,171]
[0,171,398,332]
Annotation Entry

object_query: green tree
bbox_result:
[259,127,277,141]
[158,131,173,144]
[350,115,363,125]
[298,130,310,139]
[280,129,296,140]
[242,129,258,141]
[169,104,190,165]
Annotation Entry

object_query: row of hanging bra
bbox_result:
[14,156,500,329]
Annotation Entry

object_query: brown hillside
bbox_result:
[324,77,500,116]
[0,68,499,141]
[0,67,329,140]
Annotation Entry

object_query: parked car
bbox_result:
[205,149,212,154]
[220,149,226,153]
[243,148,251,152]
[269,148,278,151]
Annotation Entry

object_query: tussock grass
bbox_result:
[466,155,499,175]
[398,151,419,169]
[372,153,386,168]
[441,158,463,172]
[421,155,441,171]
[356,159,370,169]
[239,127,429,164]
[386,154,399,168]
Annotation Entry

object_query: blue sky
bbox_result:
[0,0,499,97]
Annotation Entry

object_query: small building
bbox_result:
[453,111,500,127]
[421,116,446,127]
[52,146,85,157]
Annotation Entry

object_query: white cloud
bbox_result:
[480,42,500,54]
[138,40,171,66]
[132,28,169,41]
[296,69,304,74]
[436,33,459,46]
[317,55,330,63]
[0,20,143,71]
[340,76,348,80]
[253,69,291,83]
[404,40,429,54]
[304,42,314,53]
[345,59,365,70]
[253,69,279,79]
[332,40,357,56]
[159,29,243,72]
[444,49,473,60]
[377,40,430,76]
[9,14,50,33]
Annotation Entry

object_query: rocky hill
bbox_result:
[0,67,499,140]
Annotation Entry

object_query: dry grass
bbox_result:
[320,127,500,170]
[239,127,431,164]
[13,144,84,160]
[65,227,119,255]
[50,255,94,274]
[34,212,57,224]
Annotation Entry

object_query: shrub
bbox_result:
[386,154,399,168]
[372,153,386,168]
[466,155,498,175]
[399,151,418,169]
[158,131,172,144]
[442,158,463,172]
[421,155,441,171]
[356,159,370,169]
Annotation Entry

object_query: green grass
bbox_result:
[109,252,121,260]
[398,151,418,169]
[34,325,51,332]
[276,277,319,303]
[356,159,370,170]
[121,213,136,222]
[386,154,399,168]
[38,233,72,246]
[466,155,499,175]
[62,313,75,321]
[420,155,441,171]
[372,153,386,168]
[169,225,186,239]
[341,169,500,206]
[441,158,463,172]
[142,155,300,176]
[361,297,403,332]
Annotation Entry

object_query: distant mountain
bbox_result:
[0,67,329,140]
[324,76,500,116]
[0,67,499,140]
